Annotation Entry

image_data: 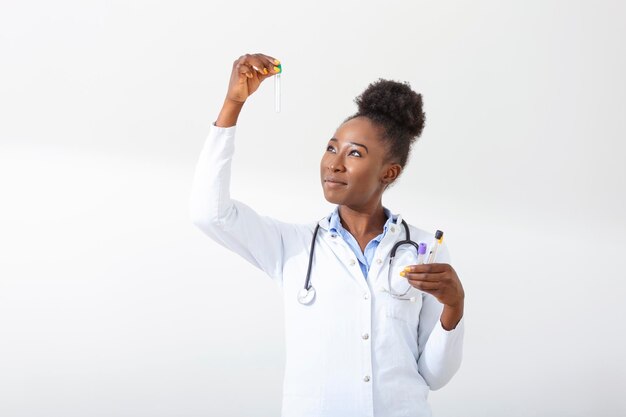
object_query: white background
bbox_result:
[1,1,625,416]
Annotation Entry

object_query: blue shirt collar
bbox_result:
[328,205,397,237]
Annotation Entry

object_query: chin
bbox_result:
[321,189,342,205]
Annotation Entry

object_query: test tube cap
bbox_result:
[434,230,443,239]
[418,242,427,255]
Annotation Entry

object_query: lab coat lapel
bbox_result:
[317,214,370,292]
[370,212,406,290]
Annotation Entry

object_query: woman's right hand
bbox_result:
[226,53,281,104]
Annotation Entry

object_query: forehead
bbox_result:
[333,116,383,146]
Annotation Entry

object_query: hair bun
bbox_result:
[353,78,425,138]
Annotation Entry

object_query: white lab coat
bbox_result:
[189,122,465,417]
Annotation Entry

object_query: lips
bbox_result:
[324,177,347,185]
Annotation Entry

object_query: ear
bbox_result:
[381,162,402,185]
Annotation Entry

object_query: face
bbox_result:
[320,116,401,209]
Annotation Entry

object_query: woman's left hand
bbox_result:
[400,263,464,308]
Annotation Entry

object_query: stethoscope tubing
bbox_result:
[303,223,320,293]
[298,218,413,305]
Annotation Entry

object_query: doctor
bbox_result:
[189,52,465,417]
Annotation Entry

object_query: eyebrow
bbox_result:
[329,138,369,153]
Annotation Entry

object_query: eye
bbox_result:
[325,145,361,157]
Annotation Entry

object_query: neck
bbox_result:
[338,203,388,238]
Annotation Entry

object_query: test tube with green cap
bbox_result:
[274,63,282,112]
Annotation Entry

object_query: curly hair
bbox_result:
[343,78,426,171]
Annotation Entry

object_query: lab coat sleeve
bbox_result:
[189,121,286,284]
[416,240,465,390]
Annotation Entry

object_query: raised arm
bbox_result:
[189,53,288,283]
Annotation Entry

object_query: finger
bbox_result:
[408,279,440,291]
[256,53,281,74]
[245,54,272,76]
[403,263,448,274]
[236,54,266,76]
[250,64,265,75]
[258,55,280,72]
[262,53,280,66]
[266,58,281,74]
[235,62,254,79]
[250,54,280,79]
[402,272,441,282]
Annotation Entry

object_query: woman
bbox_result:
[189,52,465,417]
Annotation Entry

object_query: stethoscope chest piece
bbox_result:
[297,286,316,305]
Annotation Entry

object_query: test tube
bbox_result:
[274,63,282,112]
[416,242,427,264]
[426,230,444,263]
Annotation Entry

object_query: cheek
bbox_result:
[354,165,377,181]
[354,168,382,191]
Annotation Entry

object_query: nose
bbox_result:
[328,154,345,172]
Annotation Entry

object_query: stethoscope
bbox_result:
[297,217,421,305]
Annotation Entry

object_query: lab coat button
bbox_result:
[390,226,396,233]
[363,375,370,382]
[331,233,337,238]
[349,259,356,266]
[363,293,369,300]
[376,258,382,264]
[362,333,369,340]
